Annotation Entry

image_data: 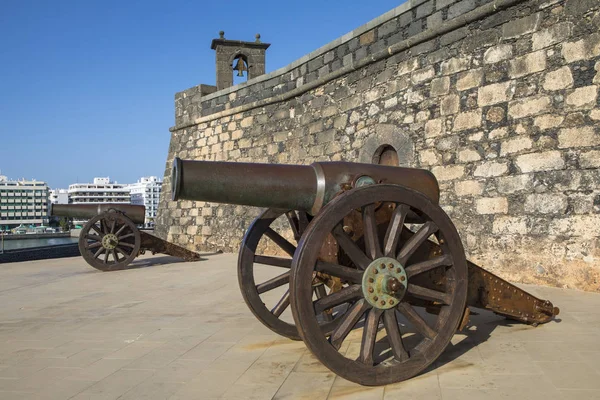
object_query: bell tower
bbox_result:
[211,31,271,91]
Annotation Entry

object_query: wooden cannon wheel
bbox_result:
[78,211,141,271]
[290,185,468,386]
[238,208,339,340]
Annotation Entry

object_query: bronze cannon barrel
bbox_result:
[171,158,439,214]
[50,204,146,225]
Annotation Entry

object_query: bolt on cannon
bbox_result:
[51,203,201,271]
[171,157,559,386]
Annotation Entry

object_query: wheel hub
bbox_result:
[362,257,407,309]
[102,233,119,250]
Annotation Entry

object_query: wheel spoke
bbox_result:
[86,242,102,249]
[397,221,438,265]
[315,261,363,284]
[254,255,292,268]
[384,204,409,257]
[298,211,310,234]
[115,246,129,257]
[329,299,370,349]
[332,224,371,270]
[118,233,135,240]
[103,251,109,264]
[362,204,382,260]
[90,224,104,237]
[120,242,136,249]
[265,228,296,257]
[285,211,301,241]
[383,309,409,362]
[314,285,362,313]
[358,308,383,365]
[115,224,127,236]
[112,249,119,262]
[314,285,333,322]
[397,303,436,340]
[406,254,453,279]
[271,289,290,317]
[85,234,102,242]
[407,284,451,305]
[93,247,104,259]
[256,271,290,294]
[110,219,116,234]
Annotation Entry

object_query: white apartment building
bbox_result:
[127,176,162,227]
[49,189,69,204]
[68,177,130,205]
[0,175,50,229]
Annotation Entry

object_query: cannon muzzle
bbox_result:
[171,158,439,214]
[50,203,146,225]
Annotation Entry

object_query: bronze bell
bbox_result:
[233,57,247,77]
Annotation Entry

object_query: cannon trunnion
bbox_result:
[171,157,559,386]
[51,204,200,271]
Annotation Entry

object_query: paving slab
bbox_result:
[0,253,598,399]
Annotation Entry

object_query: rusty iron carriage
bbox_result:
[171,157,559,386]
[51,204,200,271]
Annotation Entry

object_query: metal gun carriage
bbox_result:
[50,203,200,271]
[171,157,559,386]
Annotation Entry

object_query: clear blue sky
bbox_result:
[0,0,403,189]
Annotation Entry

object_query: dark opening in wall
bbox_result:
[372,144,399,166]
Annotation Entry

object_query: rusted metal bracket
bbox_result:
[465,261,560,325]
[139,231,202,262]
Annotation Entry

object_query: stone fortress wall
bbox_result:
[156,0,600,291]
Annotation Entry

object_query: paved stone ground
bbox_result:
[0,253,599,400]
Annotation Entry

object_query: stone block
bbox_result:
[384,97,398,109]
[558,126,599,148]
[436,135,459,151]
[534,114,564,131]
[543,67,574,91]
[454,180,484,196]
[492,216,527,234]
[484,44,513,64]
[580,150,600,168]
[508,96,551,119]
[525,193,567,214]
[502,13,541,39]
[478,81,515,106]
[532,22,573,50]
[419,149,439,166]
[496,174,533,194]
[565,86,598,110]
[509,51,546,79]
[453,111,481,131]
[431,77,450,96]
[476,197,508,214]
[240,116,254,128]
[489,127,508,140]
[448,0,475,20]
[516,151,564,172]
[425,118,444,138]
[500,137,533,156]
[456,147,481,163]
[474,161,508,177]
[456,68,483,91]
[549,215,600,237]
[561,33,600,63]
[411,66,435,84]
[431,165,465,181]
[440,57,470,75]
[441,94,460,115]
[398,58,420,75]
[591,109,600,121]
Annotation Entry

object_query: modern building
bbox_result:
[49,189,68,204]
[68,178,130,225]
[127,176,162,227]
[0,175,50,230]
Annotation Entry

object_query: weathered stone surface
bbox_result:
[558,127,599,148]
[509,51,546,78]
[565,86,598,110]
[440,57,470,75]
[534,114,564,130]
[458,148,481,163]
[431,165,465,181]
[455,179,484,196]
[516,151,565,172]
[430,76,450,96]
[425,118,444,138]
[580,150,600,168]
[453,111,481,131]
[476,197,508,214]
[502,13,541,39]
[508,96,551,119]
[496,174,533,194]
[532,22,573,50]
[478,81,515,106]
[474,161,509,177]
[500,137,532,156]
[493,216,527,234]
[525,193,567,214]
[456,68,483,91]
[484,44,513,64]
[543,67,574,91]
[441,94,460,115]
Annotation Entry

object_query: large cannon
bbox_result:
[171,158,559,386]
[51,203,200,271]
